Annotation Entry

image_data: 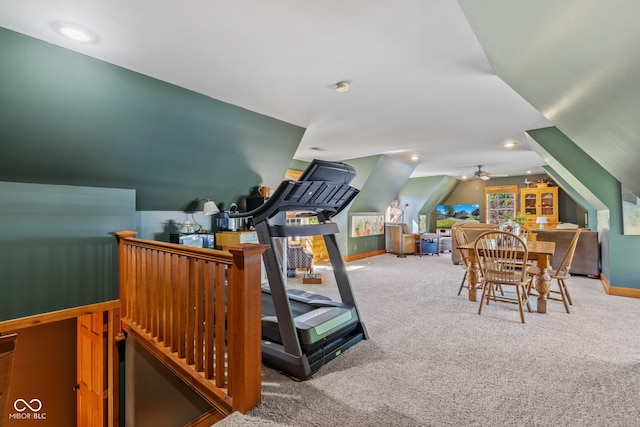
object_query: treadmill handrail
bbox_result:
[229,179,358,223]
[269,223,339,238]
[229,180,296,223]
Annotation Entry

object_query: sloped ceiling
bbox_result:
[459,0,640,197]
[0,0,551,180]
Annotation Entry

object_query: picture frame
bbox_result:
[351,214,385,237]
[621,185,640,235]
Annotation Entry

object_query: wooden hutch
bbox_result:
[520,186,559,229]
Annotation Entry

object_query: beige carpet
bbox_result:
[215,253,640,426]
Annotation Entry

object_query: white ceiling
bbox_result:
[0,0,553,179]
[460,0,640,198]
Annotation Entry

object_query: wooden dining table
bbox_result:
[457,240,556,314]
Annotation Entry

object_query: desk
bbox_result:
[215,230,267,283]
[215,230,259,249]
[458,240,556,314]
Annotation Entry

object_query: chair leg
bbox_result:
[478,282,489,315]
[489,283,503,301]
[488,283,497,303]
[528,286,537,297]
[560,279,573,305]
[523,283,532,313]
[556,279,571,314]
[457,271,468,296]
[526,275,538,296]
[515,286,526,324]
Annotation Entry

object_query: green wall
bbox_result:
[0,26,308,319]
[343,156,415,256]
[0,27,305,212]
[441,174,580,223]
[399,175,458,232]
[0,182,135,321]
[528,127,640,289]
[0,27,306,422]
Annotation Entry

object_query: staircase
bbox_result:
[115,231,267,417]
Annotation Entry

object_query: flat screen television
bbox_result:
[436,204,480,228]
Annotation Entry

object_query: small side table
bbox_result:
[414,233,440,257]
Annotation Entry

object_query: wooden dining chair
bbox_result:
[453,225,503,297]
[475,231,532,324]
[527,229,583,313]
[452,225,473,296]
[514,226,536,269]
[452,225,494,296]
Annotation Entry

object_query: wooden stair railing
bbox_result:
[115,231,267,416]
[1,333,18,422]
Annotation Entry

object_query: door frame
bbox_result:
[0,301,122,427]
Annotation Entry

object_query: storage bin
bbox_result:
[421,239,438,255]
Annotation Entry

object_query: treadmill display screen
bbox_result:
[298,159,356,184]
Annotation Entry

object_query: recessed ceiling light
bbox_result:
[335,81,350,93]
[503,141,516,148]
[410,155,419,162]
[526,170,533,174]
[461,175,468,180]
[52,21,98,43]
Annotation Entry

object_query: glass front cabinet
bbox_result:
[485,185,518,224]
[520,186,559,228]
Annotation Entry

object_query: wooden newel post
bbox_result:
[114,231,137,333]
[226,243,268,413]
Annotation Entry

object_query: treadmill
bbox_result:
[230,159,368,380]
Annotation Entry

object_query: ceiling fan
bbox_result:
[472,165,508,181]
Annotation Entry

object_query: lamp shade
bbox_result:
[536,216,547,229]
[203,200,220,215]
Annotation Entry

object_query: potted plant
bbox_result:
[534,178,554,188]
[513,213,527,226]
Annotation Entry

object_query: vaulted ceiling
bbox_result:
[460,0,640,196]
[0,1,637,193]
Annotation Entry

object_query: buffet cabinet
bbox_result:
[520,186,559,228]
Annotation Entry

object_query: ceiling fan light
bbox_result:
[479,175,490,181]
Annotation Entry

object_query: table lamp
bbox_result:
[183,198,220,233]
[536,216,548,229]
[203,200,220,216]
